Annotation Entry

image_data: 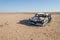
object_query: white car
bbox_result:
[28,13,52,26]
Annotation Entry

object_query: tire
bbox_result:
[48,16,52,23]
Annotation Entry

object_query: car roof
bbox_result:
[37,13,45,14]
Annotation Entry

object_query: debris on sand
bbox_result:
[5,23,8,25]
[31,38,33,40]
[5,22,8,25]
[0,25,3,27]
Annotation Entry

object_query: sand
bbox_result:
[0,13,60,40]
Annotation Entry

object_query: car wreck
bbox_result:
[28,13,52,26]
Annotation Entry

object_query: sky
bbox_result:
[0,0,60,12]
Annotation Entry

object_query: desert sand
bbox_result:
[0,12,60,40]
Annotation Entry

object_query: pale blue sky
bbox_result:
[0,0,60,12]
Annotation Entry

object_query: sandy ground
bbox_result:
[0,13,60,40]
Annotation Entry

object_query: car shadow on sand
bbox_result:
[17,20,41,27]
[17,20,34,26]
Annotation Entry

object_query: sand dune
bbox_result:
[0,13,60,40]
